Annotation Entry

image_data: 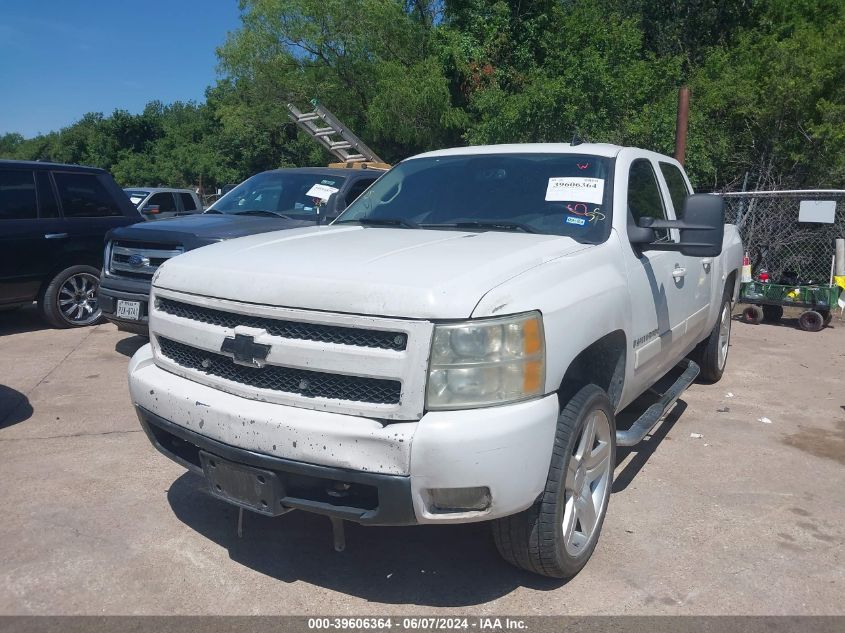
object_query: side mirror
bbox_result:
[141,205,160,216]
[317,193,345,224]
[676,194,725,257]
[629,194,724,257]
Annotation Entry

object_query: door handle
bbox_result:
[672,266,687,279]
[44,233,68,240]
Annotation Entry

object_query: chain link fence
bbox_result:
[721,190,845,283]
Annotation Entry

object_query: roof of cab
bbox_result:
[261,166,386,176]
[0,159,107,173]
[408,142,625,160]
[123,187,197,194]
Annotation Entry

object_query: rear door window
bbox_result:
[53,172,123,218]
[179,192,197,211]
[0,169,37,220]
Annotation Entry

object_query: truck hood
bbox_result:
[107,213,315,250]
[154,226,590,319]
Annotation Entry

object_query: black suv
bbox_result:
[99,166,383,334]
[0,160,141,327]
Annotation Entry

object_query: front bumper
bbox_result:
[129,343,559,525]
[98,274,151,334]
[138,406,416,524]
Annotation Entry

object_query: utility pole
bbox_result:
[674,85,690,165]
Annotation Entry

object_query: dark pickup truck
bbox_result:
[98,166,383,334]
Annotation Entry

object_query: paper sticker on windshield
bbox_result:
[566,216,586,226]
[305,184,339,201]
[546,177,604,204]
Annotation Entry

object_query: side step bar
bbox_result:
[616,359,700,447]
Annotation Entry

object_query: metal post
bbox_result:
[736,171,749,225]
[674,86,690,165]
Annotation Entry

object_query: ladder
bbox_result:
[287,99,387,166]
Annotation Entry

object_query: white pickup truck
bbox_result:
[128,143,743,578]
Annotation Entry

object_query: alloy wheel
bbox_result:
[562,410,613,556]
[58,272,101,326]
[717,303,731,370]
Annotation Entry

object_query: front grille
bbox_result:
[157,298,407,351]
[158,337,401,405]
[109,241,183,278]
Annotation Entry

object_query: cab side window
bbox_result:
[345,178,378,207]
[148,192,177,213]
[659,162,691,218]
[0,169,37,220]
[628,159,670,242]
[179,192,197,211]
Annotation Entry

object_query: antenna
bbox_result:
[571,129,584,146]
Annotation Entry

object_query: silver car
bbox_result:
[123,187,203,220]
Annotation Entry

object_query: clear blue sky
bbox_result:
[0,0,242,138]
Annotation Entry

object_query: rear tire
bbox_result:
[39,265,103,329]
[762,305,783,323]
[742,305,764,324]
[492,384,615,579]
[696,298,732,383]
[798,310,824,332]
[821,311,833,328]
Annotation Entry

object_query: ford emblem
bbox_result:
[128,254,150,268]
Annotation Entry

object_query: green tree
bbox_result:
[2,0,844,193]
[215,0,464,162]
[0,133,24,156]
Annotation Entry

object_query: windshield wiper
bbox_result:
[343,217,419,229]
[230,209,285,217]
[451,221,540,234]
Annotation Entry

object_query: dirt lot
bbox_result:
[0,305,843,615]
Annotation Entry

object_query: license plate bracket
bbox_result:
[115,299,141,320]
[199,451,286,516]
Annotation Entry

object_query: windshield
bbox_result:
[336,153,613,242]
[124,189,149,206]
[209,171,346,219]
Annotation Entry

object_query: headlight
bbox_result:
[103,242,112,273]
[426,311,545,410]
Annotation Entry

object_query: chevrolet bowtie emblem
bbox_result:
[220,334,271,368]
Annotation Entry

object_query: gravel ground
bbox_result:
[0,305,843,615]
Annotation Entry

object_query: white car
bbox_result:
[128,143,743,578]
[123,187,203,220]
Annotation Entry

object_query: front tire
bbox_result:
[492,384,615,578]
[39,265,103,328]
